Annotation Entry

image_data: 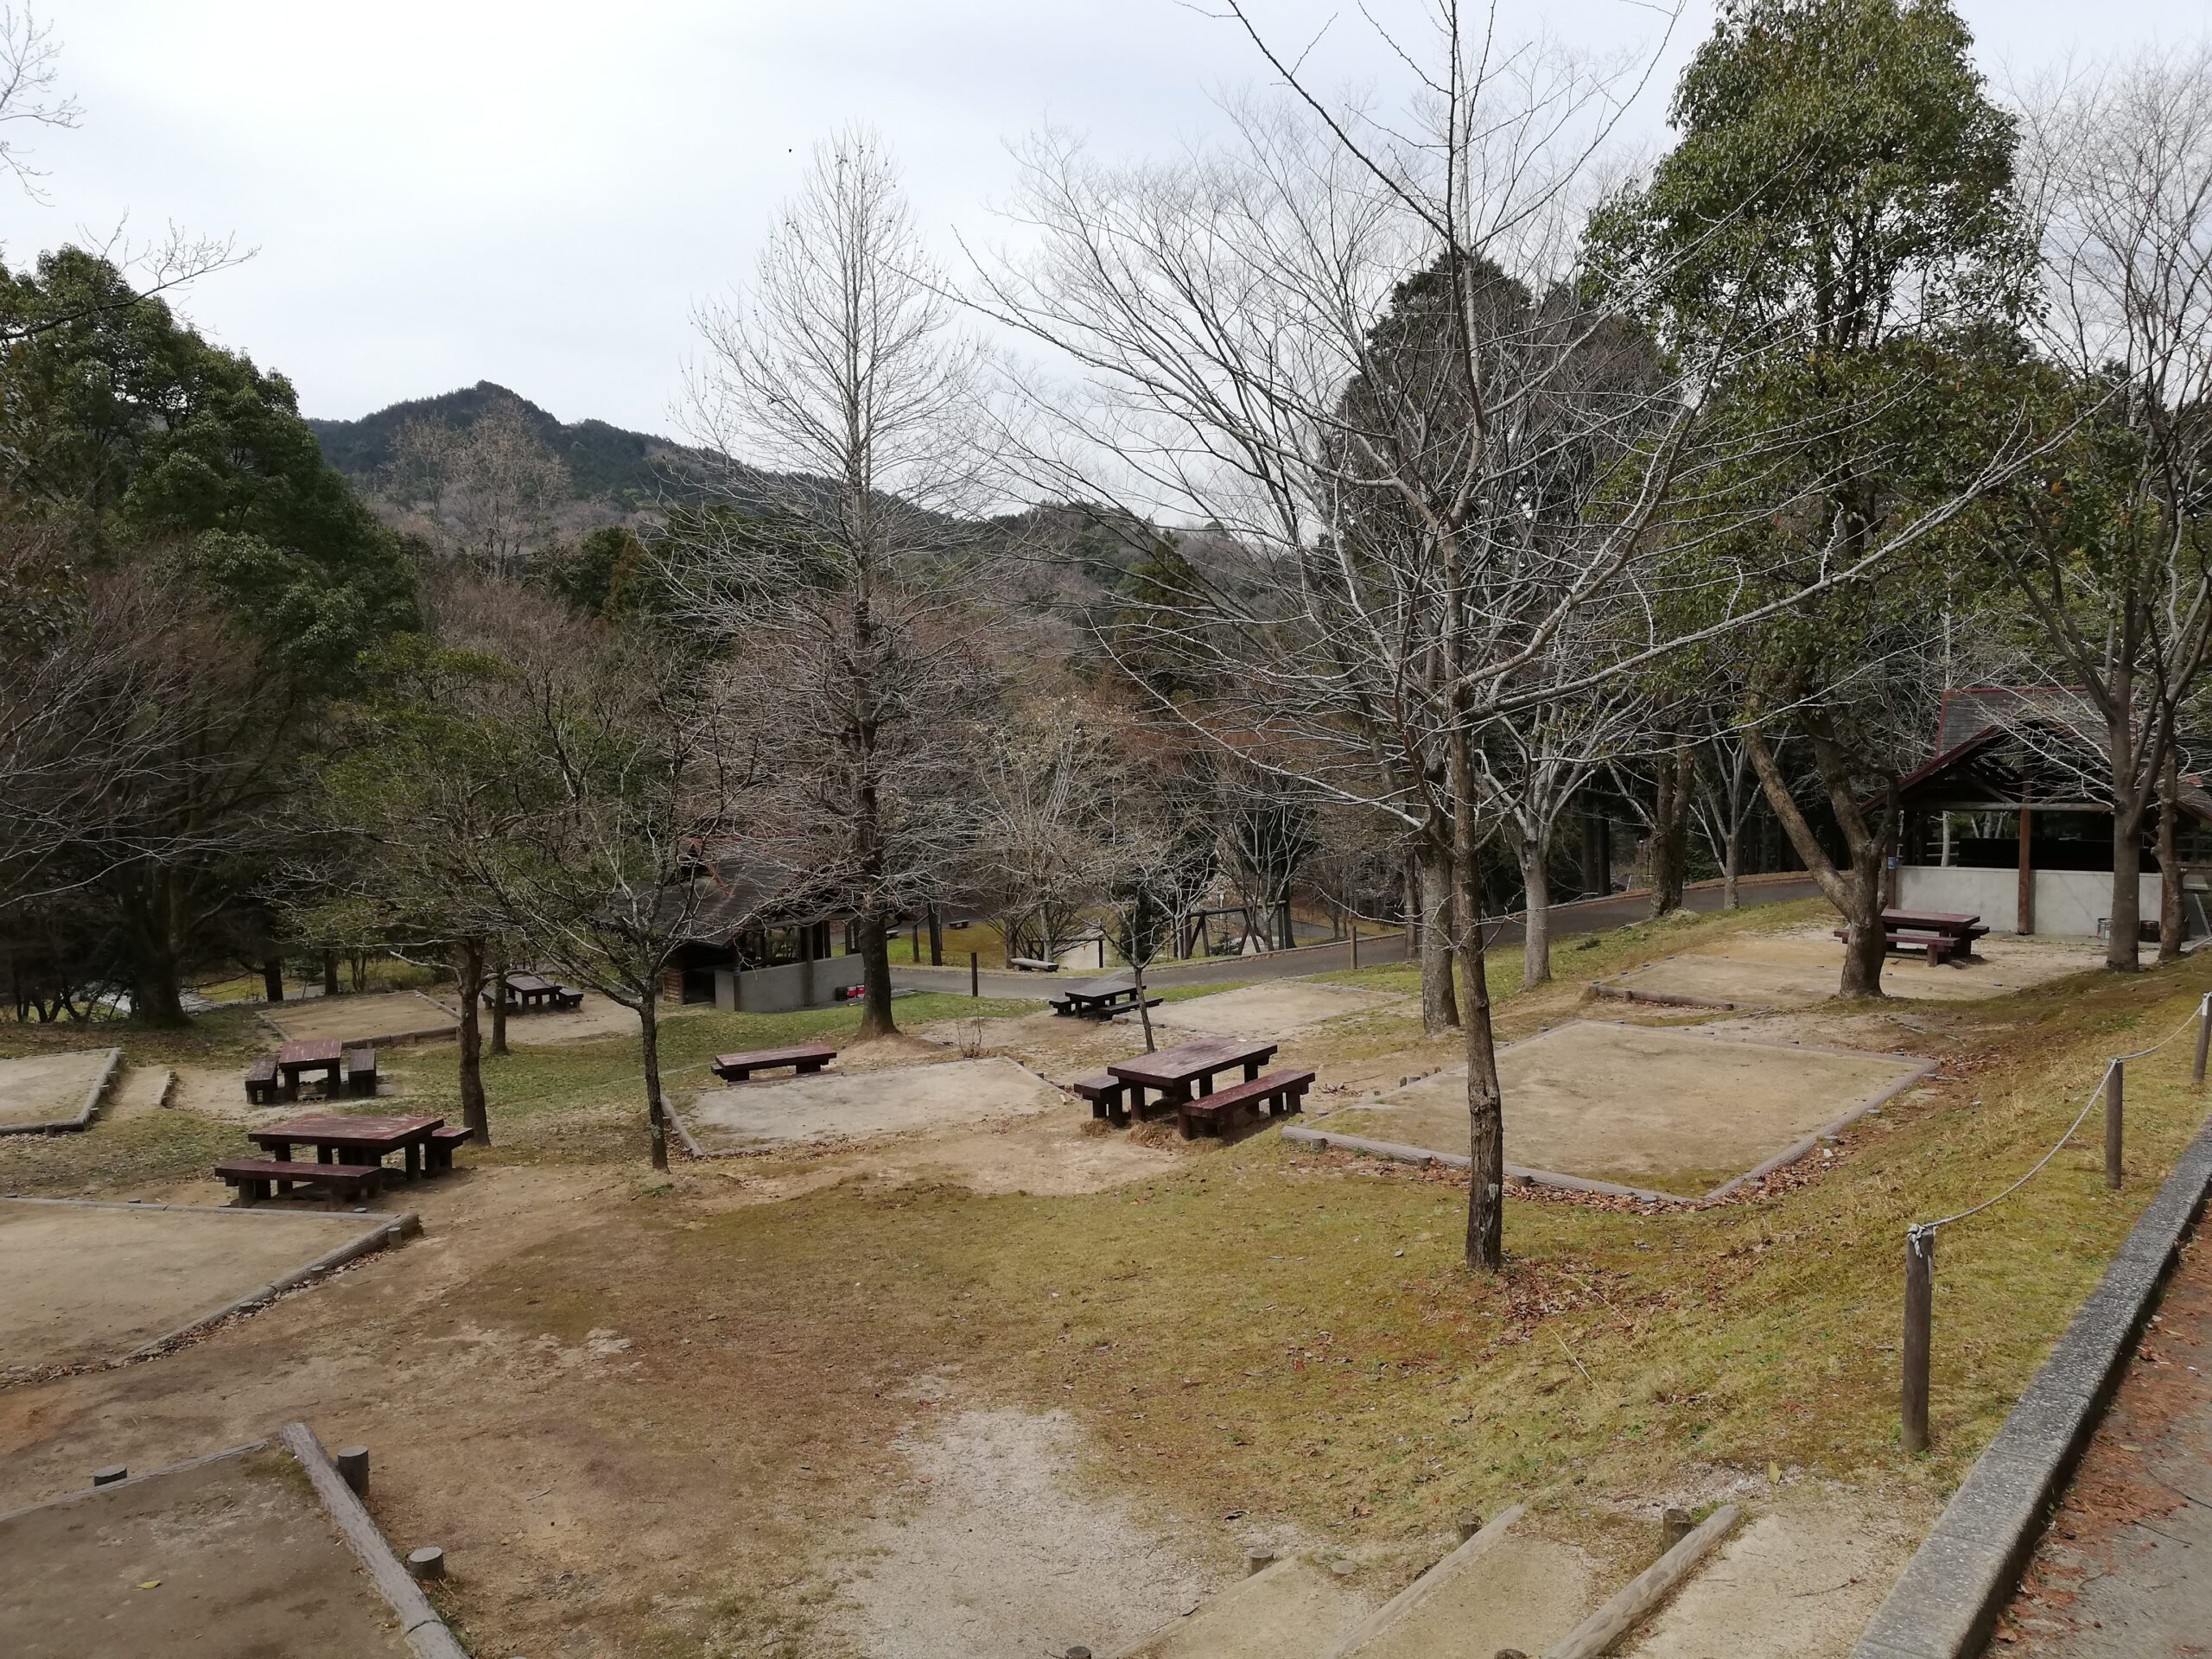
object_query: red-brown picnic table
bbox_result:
[1107,1037,1280,1120]
[275,1039,346,1101]
[1881,908,1986,937]
[493,972,563,1012]
[250,1112,445,1179]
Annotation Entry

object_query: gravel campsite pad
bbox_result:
[1319,1020,1931,1198]
[1596,926,2103,1009]
[263,989,456,1046]
[0,1442,411,1657]
[1145,981,1402,1038]
[0,1051,115,1128]
[681,1055,1066,1151]
[0,1198,401,1374]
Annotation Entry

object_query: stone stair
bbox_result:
[1103,1504,1744,1659]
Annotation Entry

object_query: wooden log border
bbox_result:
[281,1421,468,1659]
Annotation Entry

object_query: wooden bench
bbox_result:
[244,1058,280,1106]
[709,1043,837,1084]
[424,1124,474,1173]
[1007,957,1061,973]
[1177,1069,1315,1141]
[1070,1071,1134,1124]
[1835,928,1965,967]
[215,1157,383,1208]
[346,1046,378,1097]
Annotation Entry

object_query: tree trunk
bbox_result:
[1417,841,1460,1035]
[1722,826,1742,910]
[1580,804,1611,899]
[2161,752,2184,964]
[454,937,491,1143]
[322,950,340,996]
[488,940,510,1057]
[1649,744,1690,917]
[1743,727,1887,999]
[126,873,188,1026]
[261,957,285,1003]
[1451,734,1504,1273]
[1131,952,1157,1053]
[639,991,669,1171]
[928,902,944,967]
[1519,837,1553,989]
[855,906,898,1038]
[2110,807,2145,973]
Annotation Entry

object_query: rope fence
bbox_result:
[1900,991,2210,1452]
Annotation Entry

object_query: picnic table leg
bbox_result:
[1243,1059,1262,1083]
[405,1142,421,1179]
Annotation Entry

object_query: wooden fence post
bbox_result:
[2194,995,2209,1088]
[2106,1059,2124,1191]
[970,952,979,999]
[1903,1225,1934,1453]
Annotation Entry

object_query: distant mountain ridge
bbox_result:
[308,382,699,505]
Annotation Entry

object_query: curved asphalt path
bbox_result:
[891,872,1821,1000]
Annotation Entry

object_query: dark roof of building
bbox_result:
[1902,687,2212,823]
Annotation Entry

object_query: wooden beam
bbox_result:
[2018,808,2035,935]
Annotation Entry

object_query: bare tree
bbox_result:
[0,10,242,340]
[0,3,78,200]
[2010,46,2212,969]
[1688,729,1763,911]
[459,597,752,1172]
[674,128,996,1039]
[385,399,572,574]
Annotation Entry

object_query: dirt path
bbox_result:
[1993,1230,2212,1655]
[826,1403,1217,1658]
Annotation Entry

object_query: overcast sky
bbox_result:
[7,1,2202,438]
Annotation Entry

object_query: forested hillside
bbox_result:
[308,382,699,505]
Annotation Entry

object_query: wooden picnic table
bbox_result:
[1108,1037,1280,1121]
[275,1039,346,1101]
[1881,908,1987,939]
[250,1112,445,1180]
[499,973,563,1011]
[1049,973,1157,1020]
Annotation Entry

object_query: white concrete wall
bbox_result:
[713,957,868,1014]
[1896,865,2162,940]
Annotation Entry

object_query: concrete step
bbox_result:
[1325,1506,1602,1659]
[1105,1554,1371,1659]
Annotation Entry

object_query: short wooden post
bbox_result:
[335,1446,369,1496]
[2106,1059,2124,1191]
[92,1465,127,1487]
[405,1546,446,1581]
[1243,1547,1274,1576]
[969,952,979,998]
[1903,1225,1934,1453]
[2193,995,2209,1088]
[1662,1506,1693,1547]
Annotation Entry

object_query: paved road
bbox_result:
[892,874,1821,1001]
[1994,1229,2212,1654]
